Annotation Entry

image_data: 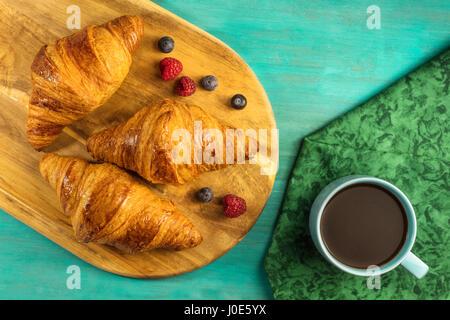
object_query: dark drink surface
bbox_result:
[320,183,408,269]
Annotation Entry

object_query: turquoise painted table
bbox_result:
[0,0,448,299]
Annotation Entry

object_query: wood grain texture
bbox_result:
[0,0,449,299]
[0,0,276,278]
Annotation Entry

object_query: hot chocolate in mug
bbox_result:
[309,175,428,278]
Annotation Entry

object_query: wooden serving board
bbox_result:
[0,0,276,277]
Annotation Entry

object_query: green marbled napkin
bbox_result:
[264,49,449,299]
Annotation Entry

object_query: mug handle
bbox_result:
[401,252,429,279]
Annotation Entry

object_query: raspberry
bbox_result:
[176,76,196,96]
[222,194,247,218]
[159,57,182,81]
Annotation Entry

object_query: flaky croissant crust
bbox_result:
[27,15,144,151]
[87,99,255,185]
[40,153,202,253]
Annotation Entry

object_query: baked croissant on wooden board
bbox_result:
[86,99,258,185]
[40,153,202,253]
[27,15,144,151]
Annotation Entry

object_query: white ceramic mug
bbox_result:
[309,175,429,278]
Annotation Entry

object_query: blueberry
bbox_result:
[231,94,247,110]
[201,75,218,91]
[197,187,214,202]
[158,36,174,53]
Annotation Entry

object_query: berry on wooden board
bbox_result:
[201,75,218,91]
[231,94,247,110]
[222,194,247,218]
[158,36,174,53]
[197,187,214,202]
[176,76,196,96]
[159,57,183,81]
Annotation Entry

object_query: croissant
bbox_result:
[40,153,202,253]
[87,99,257,185]
[27,15,144,151]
